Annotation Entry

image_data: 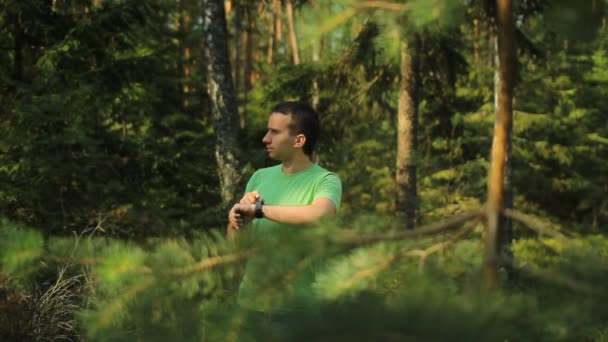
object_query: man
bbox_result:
[227,101,342,237]
[226,101,342,313]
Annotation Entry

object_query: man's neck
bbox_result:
[281,153,313,174]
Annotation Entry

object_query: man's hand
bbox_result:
[239,190,263,205]
[228,203,256,230]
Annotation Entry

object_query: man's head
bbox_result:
[262,101,320,161]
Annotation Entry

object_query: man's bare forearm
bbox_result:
[261,205,326,225]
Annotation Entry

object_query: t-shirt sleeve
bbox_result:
[314,173,342,210]
[244,170,259,195]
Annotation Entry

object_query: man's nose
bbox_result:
[262,133,270,144]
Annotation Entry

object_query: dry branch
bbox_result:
[165,249,257,278]
[334,209,483,247]
[502,257,595,295]
[404,221,478,271]
[502,208,569,239]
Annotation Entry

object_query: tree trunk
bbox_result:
[267,1,275,64]
[483,0,515,290]
[243,2,255,115]
[274,0,282,45]
[285,0,300,65]
[494,35,514,281]
[203,0,242,207]
[232,1,245,127]
[396,35,420,230]
[473,18,480,64]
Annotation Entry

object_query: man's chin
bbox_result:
[266,151,281,161]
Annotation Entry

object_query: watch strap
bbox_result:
[254,198,264,218]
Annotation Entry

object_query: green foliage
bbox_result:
[2,218,607,341]
[0,220,44,278]
[0,0,221,238]
[1,1,608,340]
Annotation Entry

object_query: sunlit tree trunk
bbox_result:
[494,35,514,280]
[274,0,282,47]
[203,0,242,207]
[483,0,515,290]
[286,0,300,65]
[396,35,420,230]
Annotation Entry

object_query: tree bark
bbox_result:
[483,0,515,290]
[396,35,420,230]
[285,0,300,65]
[267,1,275,64]
[203,0,242,208]
[494,35,514,281]
[274,0,283,45]
[232,1,245,127]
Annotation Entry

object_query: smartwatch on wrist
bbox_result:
[254,198,264,218]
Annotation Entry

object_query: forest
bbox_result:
[1,0,607,340]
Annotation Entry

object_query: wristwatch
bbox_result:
[254,198,264,218]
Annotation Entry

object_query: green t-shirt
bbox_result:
[238,163,342,310]
[244,163,342,237]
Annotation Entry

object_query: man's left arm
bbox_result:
[262,197,337,225]
[234,173,341,227]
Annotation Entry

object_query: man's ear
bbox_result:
[294,134,307,148]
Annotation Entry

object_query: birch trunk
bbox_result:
[396,36,420,230]
[203,0,242,207]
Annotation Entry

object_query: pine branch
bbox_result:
[334,254,398,294]
[97,277,157,328]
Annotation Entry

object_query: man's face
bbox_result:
[262,112,299,161]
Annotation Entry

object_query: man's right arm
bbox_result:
[226,190,262,239]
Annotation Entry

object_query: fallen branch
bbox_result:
[317,1,409,36]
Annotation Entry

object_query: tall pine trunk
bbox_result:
[483,0,515,289]
[203,0,242,208]
[494,35,514,280]
[473,18,480,64]
[396,35,420,230]
[285,0,300,65]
